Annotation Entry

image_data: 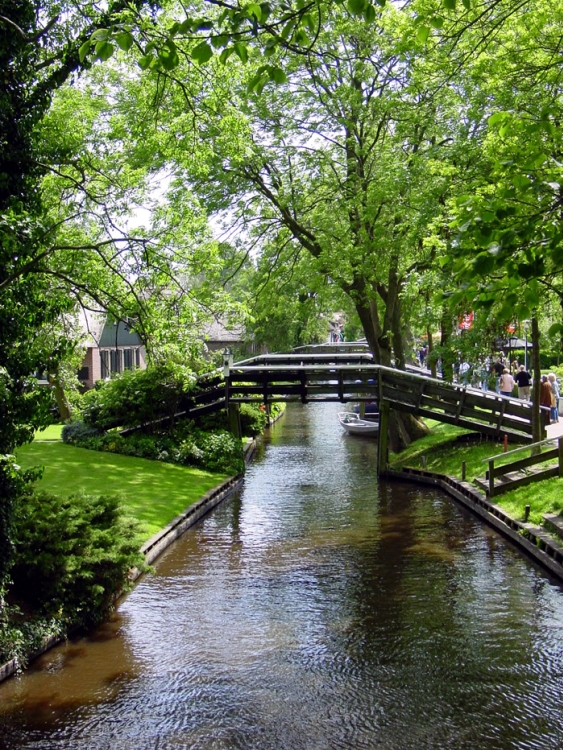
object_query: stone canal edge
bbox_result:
[0,439,257,684]
[384,466,563,584]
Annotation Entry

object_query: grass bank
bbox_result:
[17,441,230,538]
[390,420,563,527]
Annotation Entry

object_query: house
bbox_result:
[78,309,146,389]
[201,317,246,353]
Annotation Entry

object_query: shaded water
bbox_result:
[2,403,563,749]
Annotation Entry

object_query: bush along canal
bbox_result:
[1,402,563,749]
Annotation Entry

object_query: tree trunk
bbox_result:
[48,369,72,422]
[426,324,437,378]
[354,286,430,453]
[440,308,454,382]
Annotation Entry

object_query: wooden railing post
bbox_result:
[488,458,495,498]
[377,401,390,477]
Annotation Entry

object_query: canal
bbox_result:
[2,402,563,749]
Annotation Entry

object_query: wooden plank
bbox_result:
[490,466,560,496]
[491,448,558,479]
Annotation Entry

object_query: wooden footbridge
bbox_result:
[180,350,538,447]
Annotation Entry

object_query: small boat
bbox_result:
[338,411,379,436]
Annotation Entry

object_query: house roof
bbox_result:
[77,309,143,348]
[202,318,244,343]
[77,309,106,347]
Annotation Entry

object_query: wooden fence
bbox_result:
[478,438,563,498]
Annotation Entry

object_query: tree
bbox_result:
[155,7,472,447]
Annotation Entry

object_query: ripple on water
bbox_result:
[2,403,563,749]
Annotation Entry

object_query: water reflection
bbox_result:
[1,403,563,749]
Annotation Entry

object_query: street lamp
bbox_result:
[222,347,233,378]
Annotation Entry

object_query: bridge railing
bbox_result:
[224,361,536,442]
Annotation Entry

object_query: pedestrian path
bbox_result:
[546,420,563,440]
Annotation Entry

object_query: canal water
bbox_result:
[2,402,563,749]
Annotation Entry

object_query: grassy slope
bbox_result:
[390,420,563,526]
[17,441,229,538]
[389,421,505,480]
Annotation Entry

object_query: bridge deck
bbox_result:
[220,359,536,442]
[126,352,537,442]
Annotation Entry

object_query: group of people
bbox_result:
[541,373,561,425]
[416,346,561,425]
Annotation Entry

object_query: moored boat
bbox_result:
[338,411,379,436]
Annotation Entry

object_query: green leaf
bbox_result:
[303,12,317,32]
[191,41,213,64]
[138,54,154,70]
[348,0,367,15]
[211,35,229,49]
[548,323,563,337]
[364,4,376,22]
[115,32,134,52]
[461,0,471,8]
[294,29,311,46]
[233,42,249,63]
[443,0,456,9]
[91,29,109,42]
[158,47,179,70]
[472,252,495,275]
[430,16,444,29]
[95,41,115,61]
[247,3,263,20]
[269,66,287,84]
[417,26,430,44]
[524,286,540,307]
[488,112,507,127]
[517,263,534,279]
[281,19,296,39]
[78,41,91,62]
[375,0,386,5]
[219,47,234,64]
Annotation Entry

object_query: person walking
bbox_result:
[499,368,515,397]
[492,358,504,393]
[514,365,532,401]
[540,375,553,428]
[548,373,560,423]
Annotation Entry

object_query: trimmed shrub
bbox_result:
[62,420,102,445]
[192,430,244,474]
[10,491,147,626]
[239,403,269,436]
[81,363,196,431]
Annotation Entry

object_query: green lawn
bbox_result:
[389,421,507,480]
[391,419,563,528]
[17,442,230,538]
[34,424,64,440]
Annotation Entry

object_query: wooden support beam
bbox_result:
[377,401,390,476]
[300,371,307,404]
[454,388,466,424]
[228,403,242,441]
